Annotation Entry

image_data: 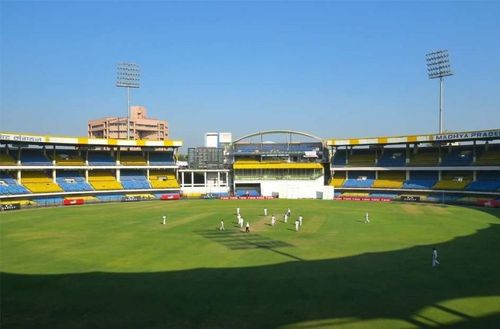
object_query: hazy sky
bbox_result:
[1,1,499,149]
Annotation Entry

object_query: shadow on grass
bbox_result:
[2,224,500,328]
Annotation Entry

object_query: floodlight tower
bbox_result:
[426,50,453,134]
[116,63,140,140]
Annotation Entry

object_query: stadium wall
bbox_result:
[237,176,332,199]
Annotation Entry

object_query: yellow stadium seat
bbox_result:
[409,149,439,166]
[347,154,375,166]
[88,171,123,190]
[149,170,180,188]
[372,179,403,188]
[119,153,146,165]
[0,153,17,165]
[21,171,63,193]
[330,178,345,187]
[475,150,500,166]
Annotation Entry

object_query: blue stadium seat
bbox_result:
[20,149,52,166]
[235,189,260,197]
[0,173,30,195]
[56,171,93,192]
[378,149,406,166]
[466,180,500,192]
[33,197,64,205]
[440,149,473,166]
[120,170,151,189]
[403,171,438,189]
[88,152,115,165]
[343,178,374,188]
[95,194,123,201]
[332,150,347,166]
[369,193,398,199]
[149,152,175,165]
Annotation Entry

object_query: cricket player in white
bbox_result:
[162,215,166,225]
[240,217,244,228]
[245,221,250,233]
[220,219,225,231]
[237,207,240,216]
[432,247,440,267]
[284,214,288,223]
[271,215,276,226]
[299,215,303,226]
[264,208,268,216]
[295,219,299,231]
[237,214,242,226]
[287,208,291,217]
[365,212,370,223]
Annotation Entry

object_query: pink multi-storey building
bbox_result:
[88,106,168,140]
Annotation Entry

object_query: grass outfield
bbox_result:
[1,199,500,328]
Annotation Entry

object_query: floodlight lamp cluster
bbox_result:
[116,63,141,88]
[426,50,453,79]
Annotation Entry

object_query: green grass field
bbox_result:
[1,199,500,328]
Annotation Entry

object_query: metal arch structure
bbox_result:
[232,130,324,144]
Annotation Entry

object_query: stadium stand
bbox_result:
[20,149,52,166]
[0,153,17,165]
[332,149,347,166]
[52,150,85,166]
[369,192,398,199]
[408,148,439,166]
[95,194,124,202]
[149,152,175,165]
[149,170,180,188]
[21,171,63,193]
[343,171,375,188]
[235,189,260,197]
[120,170,151,189]
[427,193,462,203]
[341,192,370,197]
[466,171,500,192]
[402,171,438,189]
[330,171,346,187]
[31,197,65,205]
[119,152,146,165]
[0,172,30,195]
[88,152,115,166]
[372,171,405,188]
[440,147,473,166]
[377,149,406,167]
[433,171,472,190]
[474,146,500,166]
[56,171,93,192]
[347,149,375,167]
[88,171,123,190]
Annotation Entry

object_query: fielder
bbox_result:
[298,215,303,226]
[245,221,250,233]
[240,217,244,228]
[162,215,166,225]
[264,208,268,216]
[237,207,240,216]
[287,208,291,217]
[284,213,288,223]
[295,219,299,231]
[365,212,370,223]
[432,247,440,267]
[271,215,276,226]
[220,219,225,231]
